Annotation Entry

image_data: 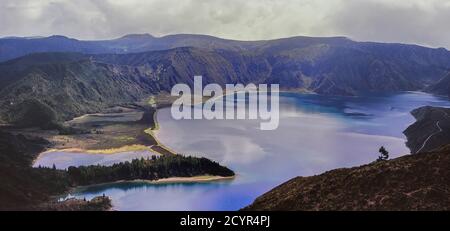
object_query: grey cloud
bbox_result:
[0,0,449,49]
[327,0,450,48]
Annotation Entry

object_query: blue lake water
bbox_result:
[61,92,450,211]
[33,150,160,170]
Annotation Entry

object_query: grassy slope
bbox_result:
[0,131,70,210]
[243,147,450,211]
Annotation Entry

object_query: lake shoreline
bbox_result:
[65,175,236,198]
[149,175,236,184]
[31,102,176,167]
[75,175,236,188]
[9,91,450,211]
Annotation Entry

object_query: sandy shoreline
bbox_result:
[70,175,236,190]
[40,145,154,154]
[143,110,178,155]
[139,175,236,184]
[36,90,297,158]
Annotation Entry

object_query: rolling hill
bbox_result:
[0,34,260,62]
[243,146,450,211]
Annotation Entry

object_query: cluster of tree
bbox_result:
[67,154,235,185]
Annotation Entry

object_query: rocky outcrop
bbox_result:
[38,196,112,211]
[403,106,450,153]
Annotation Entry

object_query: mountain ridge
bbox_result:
[1,33,449,62]
[2,35,450,126]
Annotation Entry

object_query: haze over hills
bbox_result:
[1,34,450,126]
[0,34,263,62]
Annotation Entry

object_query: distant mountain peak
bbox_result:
[118,33,155,40]
[47,35,71,39]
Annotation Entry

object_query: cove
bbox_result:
[61,92,450,210]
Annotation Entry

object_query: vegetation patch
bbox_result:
[67,154,235,186]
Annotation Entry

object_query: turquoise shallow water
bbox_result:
[61,92,450,211]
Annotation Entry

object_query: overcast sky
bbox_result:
[1,0,450,48]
